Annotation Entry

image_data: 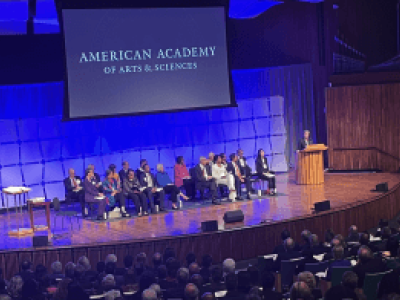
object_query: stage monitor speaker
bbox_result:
[33,236,48,247]
[314,200,331,213]
[372,182,389,192]
[201,220,218,232]
[223,210,244,223]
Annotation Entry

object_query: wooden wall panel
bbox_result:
[327,83,400,171]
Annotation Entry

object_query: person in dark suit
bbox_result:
[255,149,276,195]
[326,246,351,281]
[227,153,251,200]
[274,238,303,271]
[136,159,147,181]
[274,229,301,254]
[209,266,226,296]
[63,168,86,216]
[222,273,245,300]
[83,168,108,220]
[346,225,360,243]
[140,164,166,213]
[123,169,149,216]
[194,157,219,205]
[118,161,130,185]
[237,149,252,178]
[353,245,387,288]
[298,130,313,151]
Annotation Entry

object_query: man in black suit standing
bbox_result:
[298,130,313,151]
[119,161,130,185]
[63,168,86,216]
[194,157,219,205]
[227,154,251,200]
[139,164,166,213]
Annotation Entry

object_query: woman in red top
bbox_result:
[174,156,194,199]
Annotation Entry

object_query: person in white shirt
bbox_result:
[212,155,236,201]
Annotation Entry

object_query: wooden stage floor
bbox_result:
[1,172,399,251]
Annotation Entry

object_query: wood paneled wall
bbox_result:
[0,182,399,280]
[326,83,400,171]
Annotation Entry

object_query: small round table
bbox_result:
[28,199,51,231]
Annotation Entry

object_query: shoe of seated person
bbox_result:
[236,196,244,201]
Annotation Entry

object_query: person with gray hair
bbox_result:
[104,289,121,300]
[289,281,312,300]
[8,276,23,299]
[185,283,199,300]
[143,288,158,300]
[49,261,64,285]
[51,261,63,274]
[326,245,351,281]
[78,256,91,272]
[105,254,117,264]
[298,130,313,151]
[102,274,116,292]
[194,156,218,205]
[64,262,76,279]
[298,271,322,299]
[149,283,161,299]
[222,258,235,275]
[156,163,188,210]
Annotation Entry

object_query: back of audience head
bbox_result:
[142,288,157,300]
[201,292,214,300]
[341,271,358,291]
[185,283,200,300]
[191,274,203,289]
[102,274,116,291]
[290,281,312,300]
[301,230,311,244]
[105,254,117,265]
[284,237,295,251]
[177,268,190,284]
[189,262,200,276]
[20,260,32,272]
[163,247,176,264]
[359,232,370,245]
[309,234,319,247]
[74,264,85,280]
[8,275,23,298]
[297,271,316,291]
[186,252,196,267]
[77,256,91,272]
[65,262,76,279]
[222,258,235,275]
[35,263,47,276]
[156,265,167,280]
[149,283,161,299]
[211,266,223,283]
[358,245,373,264]
[0,295,12,300]
[152,253,162,269]
[335,234,346,247]
[123,255,133,269]
[349,225,357,235]
[201,254,212,269]
[137,252,147,265]
[51,261,63,274]
[333,245,345,260]
[225,273,237,291]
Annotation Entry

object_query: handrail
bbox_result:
[332,147,400,162]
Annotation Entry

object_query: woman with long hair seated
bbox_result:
[156,163,189,210]
[212,154,236,201]
[108,164,120,183]
[255,148,276,195]
[103,169,130,218]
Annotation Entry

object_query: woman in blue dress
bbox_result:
[103,169,130,217]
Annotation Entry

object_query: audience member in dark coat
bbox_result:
[18,260,34,283]
[273,229,301,254]
[346,225,360,243]
[350,232,378,256]
[326,246,352,281]
[262,271,282,300]
[375,226,392,251]
[353,245,387,288]
[163,267,189,299]
[159,258,179,290]
[118,161,130,184]
[274,237,303,271]
[210,266,226,295]
[131,271,156,300]
[221,273,246,300]
[200,254,213,284]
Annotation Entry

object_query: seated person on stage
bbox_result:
[83,168,107,220]
[194,157,219,205]
[108,164,120,183]
[208,152,215,166]
[156,164,189,210]
[118,161,130,185]
[237,149,252,178]
[103,169,130,218]
[212,154,236,201]
[123,169,148,217]
[227,153,252,200]
[140,164,166,213]
[220,153,228,166]
[63,168,86,217]
[136,159,147,181]
[255,149,277,195]
[88,164,103,192]
[174,156,194,199]
[298,130,313,151]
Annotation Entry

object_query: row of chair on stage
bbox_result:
[63,149,277,220]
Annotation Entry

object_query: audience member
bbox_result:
[164,268,189,299]
[346,225,359,243]
[289,281,312,300]
[104,289,122,300]
[261,271,282,300]
[326,245,351,281]
[53,278,72,300]
[300,230,312,251]
[149,283,161,299]
[323,228,335,252]
[185,283,200,300]
[247,266,259,288]
[132,271,156,300]
[152,253,162,271]
[191,274,204,295]
[353,245,387,288]
[64,262,76,280]
[376,270,400,299]
[298,271,322,299]
[200,254,213,284]
[189,263,201,277]
[210,266,225,295]
[237,271,251,295]
[8,276,23,300]
[186,253,197,267]
[18,260,34,283]
[142,288,157,300]
[274,238,302,271]
[222,273,244,300]
[222,259,235,275]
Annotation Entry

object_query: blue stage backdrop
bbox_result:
[0,64,315,208]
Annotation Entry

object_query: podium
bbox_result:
[295,144,328,185]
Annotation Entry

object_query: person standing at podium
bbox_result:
[298,130,313,151]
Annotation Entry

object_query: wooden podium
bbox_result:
[295,144,328,185]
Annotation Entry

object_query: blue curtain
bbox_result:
[0,63,315,207]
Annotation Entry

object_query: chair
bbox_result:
[281,257,304,292]
[363,270,392,300]
[304,261,330,275]
[258,254,277,273]
[52,197,79,231]
[330,266,353,287]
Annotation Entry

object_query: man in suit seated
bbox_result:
[194,157,219,205]
[353,245,387,288]
[274,237,303,271]
[63,168,86,217]
[346,225,360,243]
[119,161,130,185]
[137,159,147,181]
[123,169,149,217]
[273,229,301,254]
[140,164,166,213]
[298,130,313,151]
[237,149,252,178]
[227,153,251,200]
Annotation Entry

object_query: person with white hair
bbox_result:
[105,289,121,300]
[142,288,158,300]
[156,163,189,210]
[8,276,23,299]
[102,274,116,292]
[222,258,236,275]
[298,130,313,151]
[105,254,117,265]
[208,152,215,166]
[149,283,162,299]
[194,156,219,205]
